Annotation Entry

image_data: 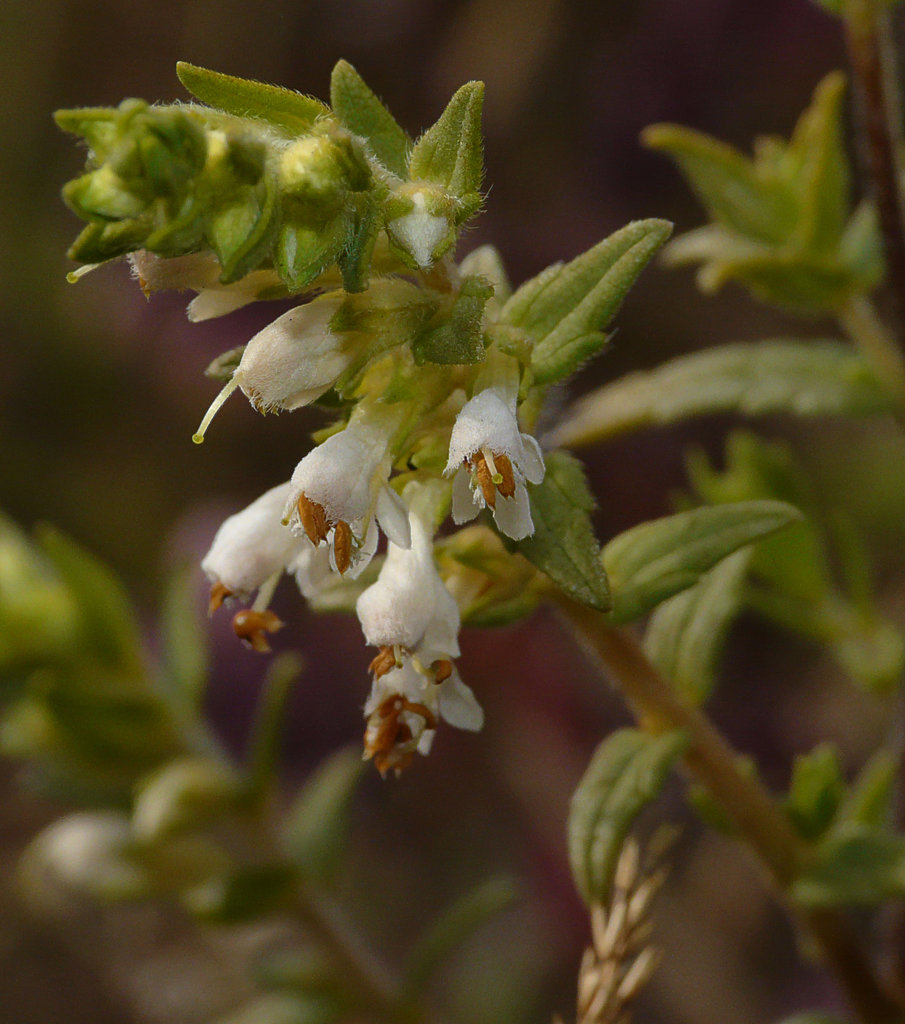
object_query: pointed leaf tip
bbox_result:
[409,81,485,199]
[176,61,328,135]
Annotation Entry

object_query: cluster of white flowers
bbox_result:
[185,250,546,774]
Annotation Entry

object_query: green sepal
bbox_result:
[552,340,892,449]
[511,450,611,611]
[337,193,382,293]
[67,216,154,263]
[35,525,144,674]
[329,60,409,177]
[411,275,493,364]
[282,746,363,886]
[604,500,803,624]
[503,219,672,386]
[568,728,687,905]
[644,549,752,706]
[211,172,279,283]
[409,81,484,200]
[784,743,846,841]
[176,62,328,136]
[55,107,120,158]
[275,213,348,292]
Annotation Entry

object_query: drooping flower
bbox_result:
[356,497,482,776]
[192,293,357,443]
[445,386,545,541]
[201,482,303,651]
[284,402,411,578]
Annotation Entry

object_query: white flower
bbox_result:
[356,500,482,776]
[445,386,545,541]
[201,482,308,652]
[284,403,411,577]
[192,293,357,443]
[201,482,303,606]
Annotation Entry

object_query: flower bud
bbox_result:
[385,186,455,269]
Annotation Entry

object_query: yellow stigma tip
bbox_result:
[192,433,205,445]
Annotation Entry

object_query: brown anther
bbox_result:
[369,645,398,679]
[471,451,497,509]
[363,695,438,777]
[231,609,284,653]
[433,659,453,684]
[494,452,517,498]
[333,520,352,575]
[208,582,233,615]
[296,492,329,545]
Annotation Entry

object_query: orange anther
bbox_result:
[333,520,352,575]
[494,452,516,498]
[472,452,497,508]
[231,609,284,653]
[369,645,398,678]
[297,493,329,545]
[434,659,453,684]
[208,582,233,615]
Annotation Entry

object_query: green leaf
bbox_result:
[35,526,143,673]
[132,757,241,842]
[401,877,518,999]
[643,125,793,244]
[789,72,849,251]
[409,82,484,199]
[568,728,687,905]
[512,451,610,611]
[792,826,905,906]
[644,549,752,706]
[502,220,672,386]
[836,752,896,830]
[246,653,303,796]
[329,61,409,177]
[216,994,343,1024]
[604,500,803,624]
[184,863,297,922]
[551,340,892,448]
[159,564,207,707]
[282,746,364,885]
[784,743,846,841]
[412,275,492,364]
[176,62,328,136]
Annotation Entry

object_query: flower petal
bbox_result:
[438,673,484,731]
[491,486,534,541]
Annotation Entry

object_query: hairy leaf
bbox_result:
[552,340,891,448]
[569,728,687,905]
[330,61,409,177]
[412,275,492,364]
[512,451,610,611]
[644,549,752,705]
[409,81,484,199]
[605,501,802,624]
[503,220,672,386]
[176,62,328,135]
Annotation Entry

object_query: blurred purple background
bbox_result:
[2,2,903,1023]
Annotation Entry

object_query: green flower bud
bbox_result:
[385,184,457,269]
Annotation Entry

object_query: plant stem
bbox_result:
[843,0,905,354]
[557,597,905,1024]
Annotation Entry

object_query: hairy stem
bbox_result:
[843,0,905,353]
[557,598,905,1024]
